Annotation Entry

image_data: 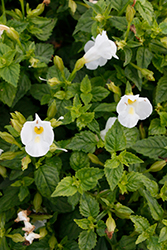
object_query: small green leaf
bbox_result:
[77,112,94,130]
[91,87,110,102]
[155,76,167,104]
[76,167,103,191]
[6,233,24,243]
[121,151,143,165]
[18,185,29,201]
[70,151,90,171]
[159,227,167,243]
[0,81,16,107]
[130,215,150,234]
[148,118,166,135]
[123,47,132,66]
[78,230,97,250]
[51,176,77,197]
[80,193,99,218]
[23,176,34,186]
[94,103,116,112]
[80,75,92,94]
[105,120,126,153]
[74,218,90,230]
[0,63,20,87]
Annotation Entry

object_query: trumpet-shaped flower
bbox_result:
[22,221,35,233]
[100,117,117,140]
[20,114,54,157]
[83,31,118,70]
[24,232,40,245]
[0,149,3,155]
[116,94,153,128]
[0,24,9,38]
[14,210,30,223]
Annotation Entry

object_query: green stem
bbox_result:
[75,1,90,8]
[117,0,132,16]
[130,62,141,71]
[1,0,6,23]
[19,0,25,19]
[124,22,131,42]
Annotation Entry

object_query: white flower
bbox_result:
[116,94,153,128]
[24,232,40,244]
[0,24,9,38]
[22,221,35,233]
[0,149,3,155]
[83,31,118,70]
[14,210,30,223]
[100,117,117,140]
[20,113,54,157]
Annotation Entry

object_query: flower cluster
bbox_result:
[14,210,40,245]
[83,31,118,70]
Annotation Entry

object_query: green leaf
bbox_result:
[34,18,57,41]
[76,167,103,191]
[148,118,166,135]
[122,152,143,165]
[155,76,167,104]
[78,230,97,250]
[123,127,139,148]
[0,43,11,55]
[135,0,153,25]
[51,176,77,197]
[80,75,92,94]
[104,159,123,191]
[125,65,142,91]
[133,136,167,160]
[143,190,163,221]
[159,227,167,243]
[105,120,126,153]
[147,236,162,250]
[159,21,167,34]
[136,47,153,78]
[91,87,110,102]
[34,162,60,197]
[6,233,24,243]
[118,235,137,250]
[23,176,34,186]
[159,112,167,127]
[35,43,54,64]
[77,112,94,130]
[18,186,29,202]
[0,63,20,87]
[94,103,116,112]
[70,151,90,171]
[96,220,106,237]
[0,81,16,107]
[80,193,99,218]
[130,215,150,234]
[126,172,142,192]
[109,16,127,31]
[81,93,92,105]
[0,187,20,212]
[109,0,129,11]
[141,176,158,197]
[123,47,132,67]
[73,8,93,34]
[0,237,10,250]
[30,84,51,102]
[67,131,97,153]
[74,218,90,230]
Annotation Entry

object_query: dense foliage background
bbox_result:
[0,0,167,249]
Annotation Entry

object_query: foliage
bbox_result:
[0,0,167,249]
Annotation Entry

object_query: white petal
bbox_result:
[116,95,139,114]
[135,97,153,120]
[100,129,107,141]
[84,45,100,63]
[100,117,117,140]
[41,121,54,145]
[21,121,35,145]
[0,149,3,155]
[84,40,95,53]
[118,110,140,128]
[85,60,99,70]
[25,139,50,157]
[98,57,108,67]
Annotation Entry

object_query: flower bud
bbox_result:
[68,0,77,15]
[0,165,7,178]
[15,111,26,125]
[29,57,39,68]
[126,5,135,23]
[140,68,155,81]
[48,77,61,87]
[33,192,42,212]
[88,153,104,166]
[148,160,166,172]
[53,56,64,72]
[50,119,63,128]
[106,216,116,233]
[116,40,127,50]
[107,81,121,96]
[47,100,57,119]
[6,27,20,41]
[0,132,21,147]
[95,14,104,22]
[74,57,86,71]
[11,119,22,133]
[27,3,45,16]
[21,155,31,171]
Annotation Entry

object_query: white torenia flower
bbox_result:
[116,94,153,128]
[100,117,117,141]
[0,24,9,38]
[24,232,40,245]
[0,149,3,155]
[83,30,118,70]
[14,210,30,223]
[22,221,35,233]
[20,113,54,157]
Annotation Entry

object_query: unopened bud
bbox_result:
[107,82,121,96]
[21,155,31,171]
[48,77,61,87]
[47,100,57,119]
[140,68,155,81]
[116,40,127,50]
[106,216,116,233]
[54,56,64,72]
[27,3,45,16]
[33,192,42,212]
[50,118,63,128]
[29,57,39,68]
[74,57,86,71]
[148,160,166,172]
[11,119,22,133]
[88,153,104,166]
[95,14,104,22]
[68,0,77,15]
[0,165,7,178]
[0,132,21,147]
[6,27,20,41]
[15,112,26,125]
[126,5,135,23]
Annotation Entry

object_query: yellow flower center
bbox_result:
[128,99,136,105]
[34,126,44,134]
[129,107,134,115]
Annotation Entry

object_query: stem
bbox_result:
[19,0,25,19]
[1,0,6,23]
[75,1,90,8]
[117,0,132,16]
[130,62,141,71]
[124,22,131,42]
